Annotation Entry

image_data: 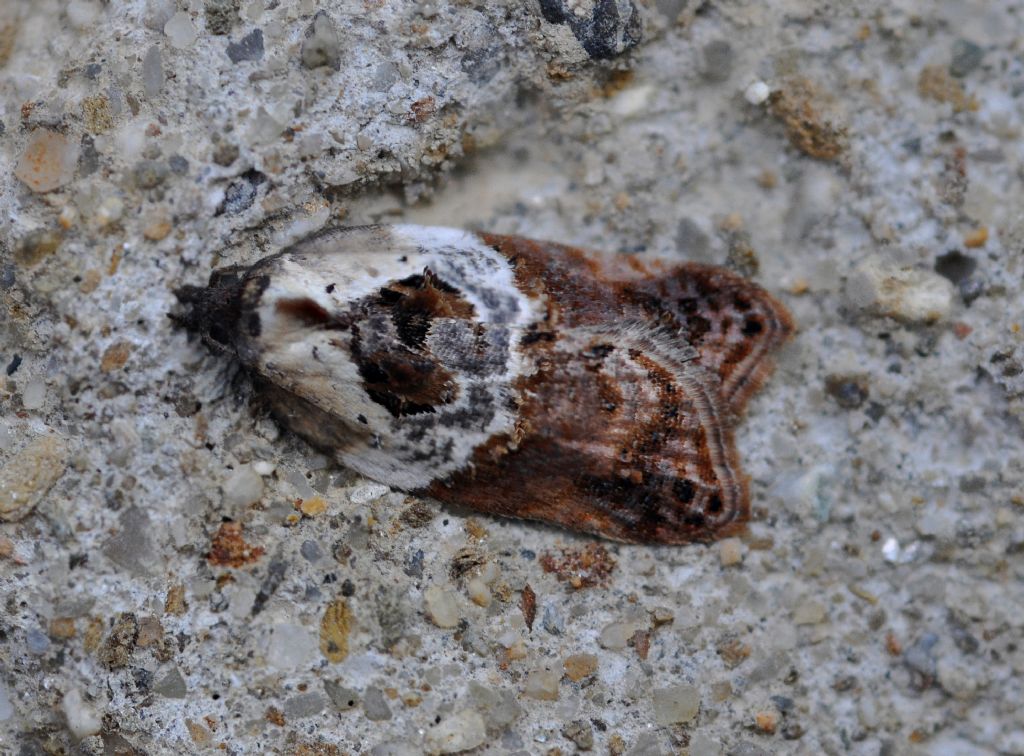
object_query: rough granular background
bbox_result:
[2,0,1023,754]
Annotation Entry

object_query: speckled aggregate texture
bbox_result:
[1,0,1023,754]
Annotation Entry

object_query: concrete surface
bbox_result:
[1,0,1023,754]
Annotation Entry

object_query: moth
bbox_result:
[174,225,794,544]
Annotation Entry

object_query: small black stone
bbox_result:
[538,0,641,60]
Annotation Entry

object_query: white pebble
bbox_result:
[653,685,700,725]
[94,197,124,227]
[425,709,487,754]
[252,460,276,476]
[62,688,102,739]
[522,669,560,700]
[222,465,264,507]
[164,11,197,49]
[349,482,389,505]
[845,256,954,324]
[718,537,744,566]
[265,623,317,670]
[424,585,460,628]
[21,380,46,411]
[744,80,771,105]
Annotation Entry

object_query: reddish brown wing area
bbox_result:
[433,232,796,544]
[424,326,748,544]
[480,233,795,415]
[621,263,796,415]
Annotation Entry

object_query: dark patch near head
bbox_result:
[708,494,723,513]
[275,297,331,326]
[325,283,336,293]
[171,265,258,354]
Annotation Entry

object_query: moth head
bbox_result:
[171,265,252,356]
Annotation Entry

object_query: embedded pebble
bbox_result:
[0,434,68,522]
[718,537,744,566]
[466,577,491,607]
[284,692,328,719]
[102,507,155,576]
[363,686,393,721]
[62,689,102,739]
[142,46,164,98]
[319,598,353,662]
[300,540,323,562]
[563,653,598,682]
[301,11,341,70]
[598,616,647,650]
[134,160,168,189]
[466,682,522,732]
[541,603,565,635]
[266,623,318,670]
[792,599,827,625]
[845,256,954,324]
[143,214,172,241]
[26,628,50,655]
[222,466,263,507]
[349,482,390,504]
[689,732,721,755]
[701,40,734,82]
[425,709,487,754]
[950,39,984,78]
[153,668,187,699]
[652,685,700,725]
[15,130,80,193]
[424,585,461,628]
[252,460,275,476]
[324,681,359,711]
[522,668,560,700]
[744,80,771,105]
[537,0,641,60]
[21,380,46,410]
[164,12,197,49]
[227,29,264,63]
[562,719,594,750]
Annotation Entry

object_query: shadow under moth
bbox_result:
[173,225,794,544]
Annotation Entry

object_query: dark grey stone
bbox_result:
[227,29,264,64]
